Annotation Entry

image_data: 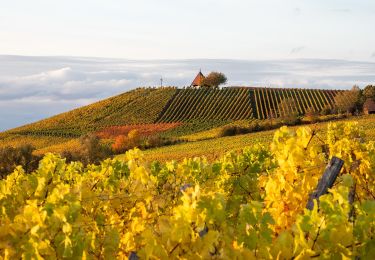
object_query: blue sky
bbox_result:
[1,0,375,60]
[1,1,375,131]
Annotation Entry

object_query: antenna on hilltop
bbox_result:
[160,77,163,87]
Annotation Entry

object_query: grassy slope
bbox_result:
[141,115,375,162]
[142,129,273,162]
[0,134,75,151]
[180,119,258,141]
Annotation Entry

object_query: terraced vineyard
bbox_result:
[157,88,253,122]
[156,87,344,122]
[251,87,342,119]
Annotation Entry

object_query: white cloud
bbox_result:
[290,46,306,55]
[39,67,73,80]
[293,7,301,15]
[330,8,351,13]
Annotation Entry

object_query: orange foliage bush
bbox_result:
[96,123,181,139]
[111,130,141,154]
[112,135,128,153]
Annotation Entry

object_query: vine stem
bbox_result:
[169,243,180,256]
[312,216,325,250]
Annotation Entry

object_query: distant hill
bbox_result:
[3,86,345,138]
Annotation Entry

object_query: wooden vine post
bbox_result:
[306,156,344,210]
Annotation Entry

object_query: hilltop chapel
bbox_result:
[190,70,205,88]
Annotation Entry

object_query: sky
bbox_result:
[1,0,375,131]
[1,0,375,60]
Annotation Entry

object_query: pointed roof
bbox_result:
[191,70,205,86]
[364,98,375,112]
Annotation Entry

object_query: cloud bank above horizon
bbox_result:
[1,55,375,131]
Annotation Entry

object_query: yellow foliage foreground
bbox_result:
[0,122,374,259]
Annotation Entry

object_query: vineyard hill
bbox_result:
[5,86,345,137]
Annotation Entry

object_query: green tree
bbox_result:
[0,144,40,179]
[79,134,112,164]
[202,72,227,89]
[334,86,361,114]
[278,98,299,125]
[363,85,375,100]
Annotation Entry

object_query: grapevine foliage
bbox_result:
[0,122,374,259]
